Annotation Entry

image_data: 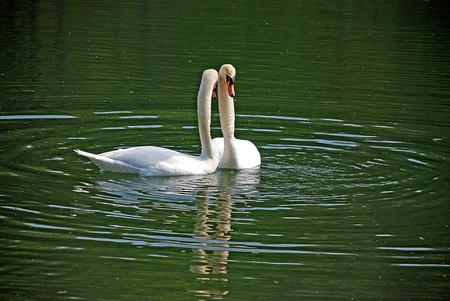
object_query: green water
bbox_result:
[1,1,450,300]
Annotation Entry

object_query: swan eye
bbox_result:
[226,75,235,85]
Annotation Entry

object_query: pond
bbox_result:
[1,1,449,300]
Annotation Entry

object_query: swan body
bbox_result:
[74,146,217,176]
[75,69,219,176]
[212,137,261,169]
[213,64,261,169]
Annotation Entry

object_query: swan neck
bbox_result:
[218,79,235,139]
[197,81,217,159]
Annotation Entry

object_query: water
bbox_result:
[1,1,449,300]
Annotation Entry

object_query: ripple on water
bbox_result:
[94,111,132,115]
[236,113,310,122]
[0,114,77,120]
[1,109,448,299]
[119,115,159,119]
[1,1,449,299]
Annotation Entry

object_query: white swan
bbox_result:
[75,69,219,176]
[212,64,261,169]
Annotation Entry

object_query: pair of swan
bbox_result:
[75,64,261,176]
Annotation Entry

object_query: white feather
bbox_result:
[75,69,219,176]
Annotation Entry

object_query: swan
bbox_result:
[212,64,261,169]
[75,69,220,176]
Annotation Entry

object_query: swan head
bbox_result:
[219,64,236,97]
[201,69,219,100]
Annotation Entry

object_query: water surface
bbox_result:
[1,1,449,300]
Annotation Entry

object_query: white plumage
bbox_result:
[214,64,261,169]
[75,69,219,176]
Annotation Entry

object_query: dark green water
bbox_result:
[1,1,450,300]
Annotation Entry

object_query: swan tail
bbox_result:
[74,149,142,174]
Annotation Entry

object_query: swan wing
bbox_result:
[100,146,184,168]
[74,149,143,173]
[76,146,214,176]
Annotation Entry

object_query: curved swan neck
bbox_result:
[218,75,235,139]
[197,74,217,159]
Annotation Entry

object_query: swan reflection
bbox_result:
[74,169,259,299]
[189,169,259,299]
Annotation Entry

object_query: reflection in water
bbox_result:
[79,169,259,299]
[190,190,231,298]
[190,170,259,299]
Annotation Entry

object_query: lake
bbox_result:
[1,1,449,300]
